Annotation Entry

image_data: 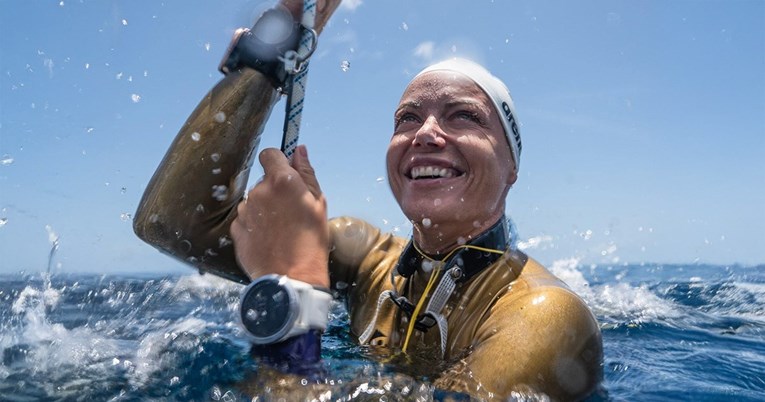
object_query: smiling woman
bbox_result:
[134,0,603,390]
[1,0,763,400]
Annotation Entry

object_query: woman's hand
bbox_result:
[230,145,330,287]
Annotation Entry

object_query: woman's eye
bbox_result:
[455,111,480,122]
[395,113,418,127]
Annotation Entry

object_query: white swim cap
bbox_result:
[415,58,522,171]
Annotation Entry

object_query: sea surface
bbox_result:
[1,261,763,401]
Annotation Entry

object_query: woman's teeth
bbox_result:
[410,166,455,179]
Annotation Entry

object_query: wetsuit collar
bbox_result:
[396,217,509,284]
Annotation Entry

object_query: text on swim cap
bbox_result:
[501,102,522,157]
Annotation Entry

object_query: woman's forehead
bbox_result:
[398,71,491,107]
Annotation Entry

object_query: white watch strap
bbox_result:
[282,276,333,333]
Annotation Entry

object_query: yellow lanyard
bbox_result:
[400,243,505,353]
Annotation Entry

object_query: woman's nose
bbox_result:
[412,116,446,148]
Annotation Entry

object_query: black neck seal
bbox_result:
[396,217,510,284]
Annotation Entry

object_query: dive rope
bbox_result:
[280,0,318,159]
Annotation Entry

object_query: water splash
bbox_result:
[45,225,60,275]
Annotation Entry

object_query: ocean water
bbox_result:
[1,261,763,401]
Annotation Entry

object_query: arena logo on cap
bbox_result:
[502,101,522,156]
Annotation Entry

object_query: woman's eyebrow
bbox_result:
[444,99,487,110]
[394,101,421,115]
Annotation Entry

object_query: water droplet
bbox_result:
[59,1,64,6]
[180,239,192,252]
[85,63,90,69]
[130,93,141,103]
[204,42,211,51]
[401,22,409,31]
[149,214,159,223]
[120,187,126,194]
[85,127,95,134]
[376,176,384,183]
[421,260,435,273]
[450,45,457,53]
[45,225,59,245]
[211,168,222,175]
[335,281,348,290]
[433,198,442,206]
[120,213,132,222]
[122,19,128,26]
[0,218,7,227]
[457,236,466,245]
[218,235,232,247]
[195,204,205,213]
[116,72,123,80]
[473,220,481,228]
[191,132,201,141]
[143,70,149,77]
[210,153,221,162]
[1,155,14,166]
[211,185,228,201]
[340,60,350,72]
[214,111,226,123]
[421,218,432,228]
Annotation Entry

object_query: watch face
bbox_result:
[240,278,295,342]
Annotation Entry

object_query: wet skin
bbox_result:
[387,72,518,255]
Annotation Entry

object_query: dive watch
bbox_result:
[239,274,332,345]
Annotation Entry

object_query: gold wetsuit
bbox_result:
[328,216,603,400]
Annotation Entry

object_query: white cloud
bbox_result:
[340,0,363,11]
[412,41,435,60]
[517,235,554,251]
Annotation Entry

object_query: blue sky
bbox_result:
[1,0,763,275]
